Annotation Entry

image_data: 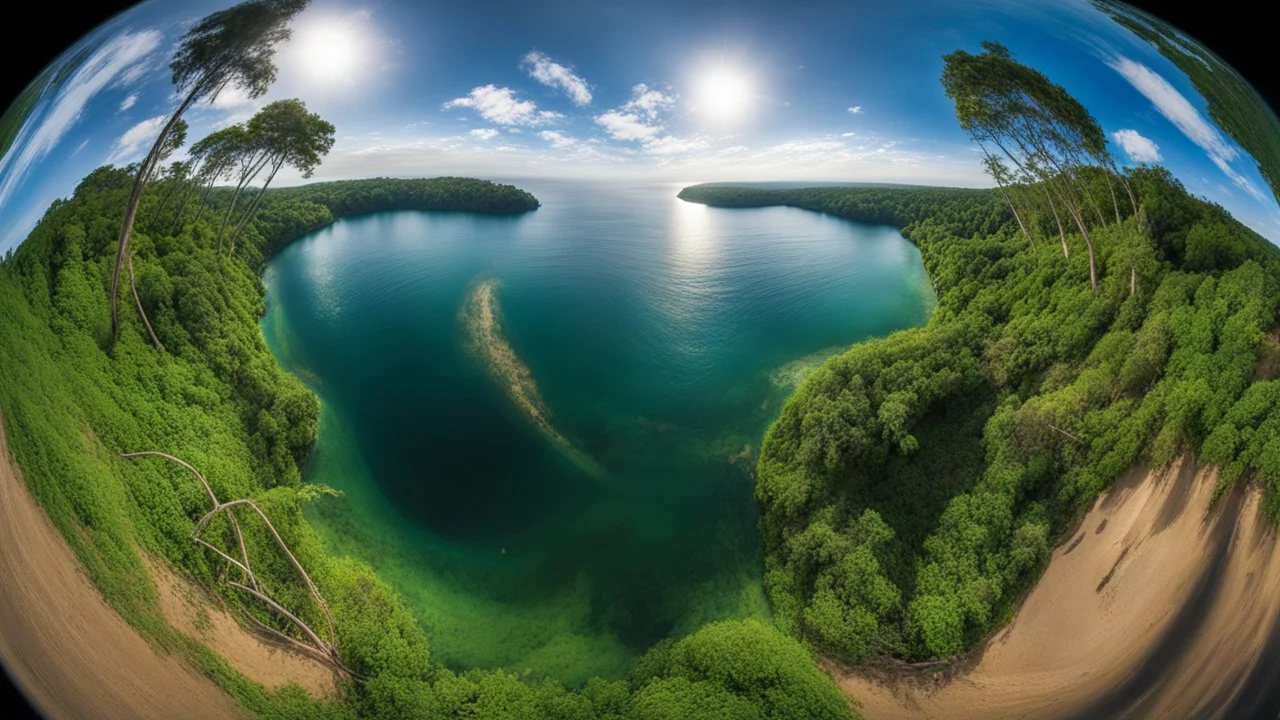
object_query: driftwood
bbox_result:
[122,451,358,680]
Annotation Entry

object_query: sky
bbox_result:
[0,0,1277,252]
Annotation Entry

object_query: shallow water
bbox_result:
[260,179,935,684]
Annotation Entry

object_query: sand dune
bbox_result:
[0,416,244,720]
[836,456,1280,719]
[460,277,606,479]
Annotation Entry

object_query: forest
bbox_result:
[0,160,861,718]
[3,1,1278,716]
[680,54,1280,662]
[0,2,856,717]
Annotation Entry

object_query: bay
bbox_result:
[260,179,935,684]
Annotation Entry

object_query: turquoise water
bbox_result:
[260,180,935,684]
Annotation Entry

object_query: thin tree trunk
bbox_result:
[110,87,201,343]
[127,250,164,350]
[1063,199,1098,294]
[1130,265,1136,296]
[217,154,271,253]
[146,177,176,228]
[229,160,281,254]
[999,183,1034,247]
[196,498,336,642]
[1118,170,1138,216]
[1104,171,1122,224]
[168,182,196,234]
[192,180,217,229]
[1042,185,1068,257]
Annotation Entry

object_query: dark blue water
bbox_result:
[261,179,934,684]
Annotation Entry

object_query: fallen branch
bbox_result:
[1047,423,1082,443]
[123,451,257,589]
[196,498,335,643]
[123,450,351,680]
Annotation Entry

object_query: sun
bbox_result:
[696,67,753,123]
[287,14,372,89]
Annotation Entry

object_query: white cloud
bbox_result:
[596,110,662,141]
[106,114,167,165]
[443,85,561,126]
[469,128,500,140]
[1108,55,1261,199]
[1111,129,1161,163]
[1110,55,1272,204]
[523,51,592,106]
[841,131,857,138]
[1209,154,1268,203]
[308,131,986,188]
[119,93,138,112]
[539,130,577,148]
[625,84,675,119]
[594,84,678,144]
[0,29,161,213]
[848,105,863,114]
[1109,57,1234,161]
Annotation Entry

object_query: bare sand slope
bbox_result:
[836,456,1280,719]
[0,419,245,720]
[147,557,340,698]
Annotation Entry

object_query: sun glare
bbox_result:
[696,67,753,123]
[289,15,371,89]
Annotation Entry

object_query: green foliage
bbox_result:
[684,173,1280,666]
[633,619,855,720]
[0,166,855,719]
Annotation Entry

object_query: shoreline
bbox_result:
[0,413,245,719]
[832,456,1280,719]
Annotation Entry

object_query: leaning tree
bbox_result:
[110,0,310,347]
[225,99,336,253]
[942,41,1125,294]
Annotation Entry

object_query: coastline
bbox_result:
[0,413,245,719]
[833,456,1280,718]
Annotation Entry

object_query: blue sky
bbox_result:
[1,0,1277,252]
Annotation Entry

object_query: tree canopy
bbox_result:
[110,0,311,347]
[683,173,1280,663]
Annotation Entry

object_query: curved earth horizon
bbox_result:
[2,1,1279,718]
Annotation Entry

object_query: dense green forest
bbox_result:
[4,0,1277,713]
[679,170,1280,663]
[0,166,855,719]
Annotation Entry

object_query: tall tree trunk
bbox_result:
[217,154,270,253]
[192,180,218,229]
[169,181,197,234]
[1117,169,1138,216]
[1104,171,1122,224]
[229,160,282,254]
[110,87,201,343]
[999,183,1034,248]
[147,175,183,229]
[1063,198,1098,294]
[1042,185,1068,257]
[127,248,164,350]
[1130,265,1136,296]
